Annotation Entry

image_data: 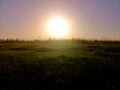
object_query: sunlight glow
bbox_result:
[48,17,69,38]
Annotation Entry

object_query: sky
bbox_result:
[0,0,120,40]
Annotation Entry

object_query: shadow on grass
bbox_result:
[0,55,120,89]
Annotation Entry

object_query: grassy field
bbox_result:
[0,40,120,89]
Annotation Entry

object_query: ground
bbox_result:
[0,40,120,89]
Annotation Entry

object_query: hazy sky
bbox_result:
[0,0,120,40]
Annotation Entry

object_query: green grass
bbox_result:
[0,40,120,89]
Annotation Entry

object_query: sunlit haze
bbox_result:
[0,0,120,40]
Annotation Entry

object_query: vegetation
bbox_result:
[0,39,120,89]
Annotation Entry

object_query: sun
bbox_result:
[47,17,69,38]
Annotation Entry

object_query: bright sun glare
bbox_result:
[48,17,69,38]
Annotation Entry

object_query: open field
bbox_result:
[0,40,120,89]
